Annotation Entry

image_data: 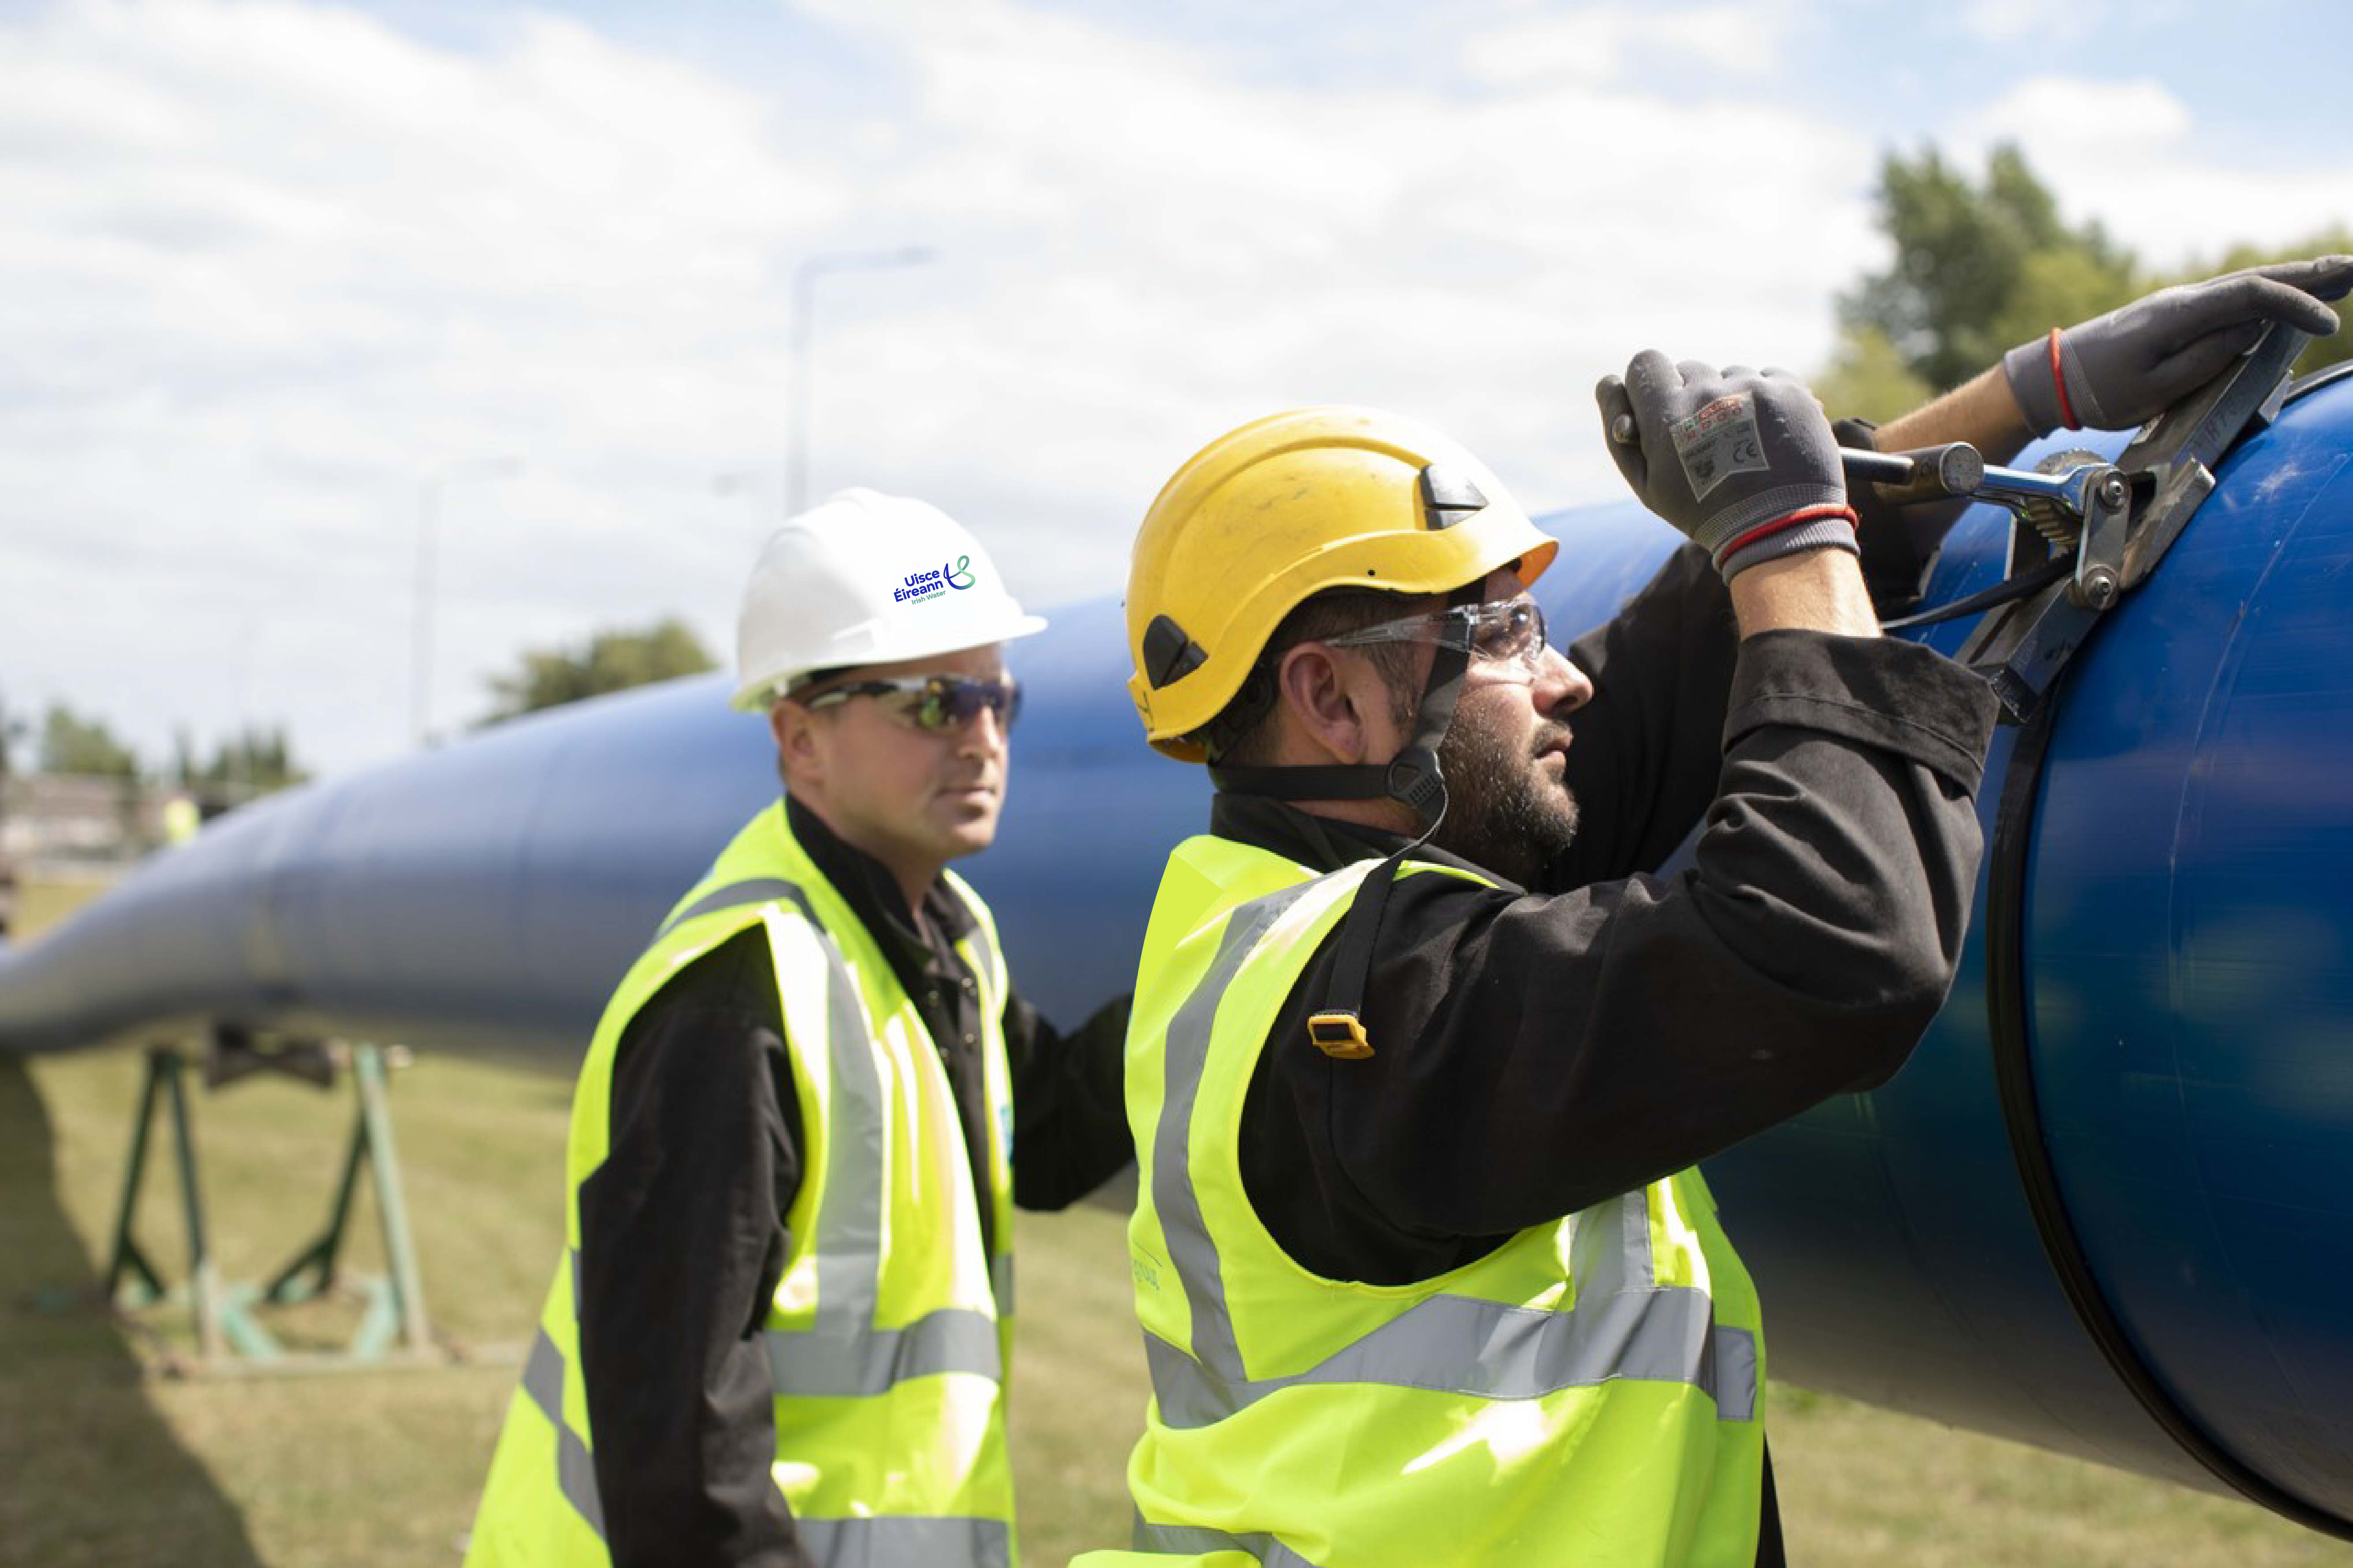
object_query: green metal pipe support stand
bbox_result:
[100,1034,438,1373]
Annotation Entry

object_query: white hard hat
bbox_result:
[731,488,1048,711]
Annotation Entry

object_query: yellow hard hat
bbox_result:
[1126,406,1558,761]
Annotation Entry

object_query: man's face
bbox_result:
[778,644,1014,869]
[1425,571,1593,886]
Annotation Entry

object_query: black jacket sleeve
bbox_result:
[1542,543,1741,892]
[1006,989,1136,1211]
[575,928,812,1568]
[1245,628,1998,1283]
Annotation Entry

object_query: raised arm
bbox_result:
[1877,255,2353,463]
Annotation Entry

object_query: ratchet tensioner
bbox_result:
[1849,322,2313,720]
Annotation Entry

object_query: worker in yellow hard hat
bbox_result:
[468,490,1133,1568]
[1080,259,2353,1568]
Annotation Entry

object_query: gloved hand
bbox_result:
[1595,355,1858,581]
[2003,256,2353,436]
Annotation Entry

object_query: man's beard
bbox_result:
[1427,705,1580,887]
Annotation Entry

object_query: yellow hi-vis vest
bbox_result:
[1075,836,1767,1568]
[467,803,1019,1568]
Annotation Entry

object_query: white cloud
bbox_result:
[0,0,843,771]
[1461,5,1791,86]
[1950,77,2353,267]
[805,0,1875,544]
[1959,0,2104,44]
[1954,76,2192,168]
[1,0,1886,779]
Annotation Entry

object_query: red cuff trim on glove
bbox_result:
[2049,328,2080,431]
[1718,504,1859,562]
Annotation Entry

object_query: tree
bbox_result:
[1825,143,2353,416]
[38,704,138,778]
[1839,143,2136,394]
[1808,326,1935,431]
[174,724,308,798]
[0,689,29,782]
[482,617,717,721]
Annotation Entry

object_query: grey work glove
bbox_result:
[2002,255,2353,436]
[1596,355,1858,581]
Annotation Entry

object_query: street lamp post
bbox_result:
[411,456,521,749]
[785,246,934,519]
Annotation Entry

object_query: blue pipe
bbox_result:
[7,382,2353,1533]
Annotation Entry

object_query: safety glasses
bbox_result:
[1322,597,1550,679]
[799,674,1023,733]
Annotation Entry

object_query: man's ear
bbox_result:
[771,700,824,791]
[1274,644,1370,765]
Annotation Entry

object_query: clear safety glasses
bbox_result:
[1322,597,1551,679]
[799,674,1023,733]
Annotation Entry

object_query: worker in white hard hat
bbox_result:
[468,490,1134,1568]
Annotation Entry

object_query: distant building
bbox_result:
[0,773,250,874]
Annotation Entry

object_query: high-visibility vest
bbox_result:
[467,802,1019,1568]
[1075,835,1767,1568]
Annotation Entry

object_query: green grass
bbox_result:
[1768,1382,2353,1567]
[3,1039,1155,1567]
[4,882,2350,1564]
[11,872,112,942]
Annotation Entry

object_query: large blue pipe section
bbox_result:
[5,381,2353,1534]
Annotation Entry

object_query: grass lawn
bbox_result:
[3,879,2348,1564]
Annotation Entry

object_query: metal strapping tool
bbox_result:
[1608,324,2315,720]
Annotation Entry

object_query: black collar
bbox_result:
[1206,793,1511,888]
[784,795,976,974]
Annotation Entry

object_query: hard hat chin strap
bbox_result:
[1207,580,1480,822]
[1209,583,1483,1060]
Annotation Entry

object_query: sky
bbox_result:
[5,0,2352,779]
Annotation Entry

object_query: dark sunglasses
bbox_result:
[799,674,1023,733]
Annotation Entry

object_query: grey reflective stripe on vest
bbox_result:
[1151,885,1316,1388]
[656,876,806,940]
[656,874,1008,1392]
[1570,1188,1758,1422]
[1134,1518,1323,1567]
[1142,1286,1741,1429]
[522,1326,607,1539]
[766,1303,1001,1396]
[949,886,1016,1320]
[760,880,1005,1395]
[795,1515,1012,1568]
[1572,1189,1653,1299]
[956,890,1002,994]
[1144,872,1758,1457]
[1714,1324,1759,1422]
